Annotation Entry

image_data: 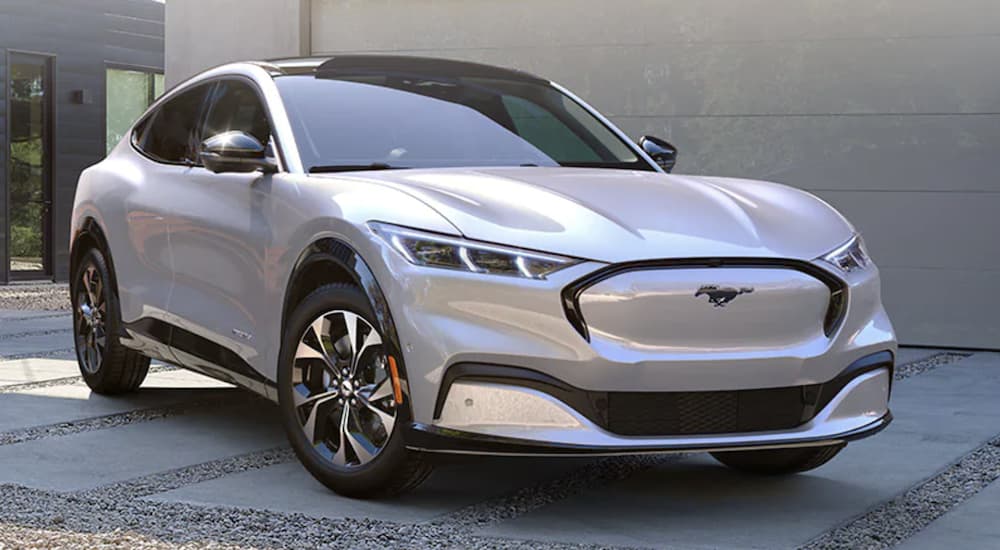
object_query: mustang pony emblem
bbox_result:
[695,285,754,307]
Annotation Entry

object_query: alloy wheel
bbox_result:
[75,263,107,374]
[291,310,398,468]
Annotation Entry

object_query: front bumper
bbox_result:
[405,351,893,455]
[366,238,897,453]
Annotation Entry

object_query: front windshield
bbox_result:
[273,72,649,172]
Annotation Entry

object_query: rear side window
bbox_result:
[133,83,211,164]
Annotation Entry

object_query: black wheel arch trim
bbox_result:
[404,411,893,456]
[282,237,415,421]
[560,257,849,342]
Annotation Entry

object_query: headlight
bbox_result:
[821,235,871,274]
[369,222,580,280]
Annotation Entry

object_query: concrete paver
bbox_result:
[0,403,284,491]
[478,354,1000,549]
[0,358,83,385]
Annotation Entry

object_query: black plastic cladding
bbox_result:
[286,239,414,423]
[560,258,849,341]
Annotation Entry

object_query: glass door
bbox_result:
[8,53,53,278]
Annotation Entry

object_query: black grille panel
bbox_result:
[606,386,809,436]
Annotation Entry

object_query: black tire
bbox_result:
[278,283,432,498]
[711,443,845,475]
[71,246,150,394]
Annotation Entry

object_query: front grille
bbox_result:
[606,386,809,436]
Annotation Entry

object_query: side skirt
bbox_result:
[121,318,278,401]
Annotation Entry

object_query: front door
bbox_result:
[160,78,278,395]
[7,53,53,280]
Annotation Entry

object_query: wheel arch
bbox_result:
[70,218,120,298]
[281,238,415,418]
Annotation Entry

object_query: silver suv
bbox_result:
[70,56,896,497]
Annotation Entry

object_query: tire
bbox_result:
[711,443,845,475]
[71,246,150,394]
[278,283,432,498]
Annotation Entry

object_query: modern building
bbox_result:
[1,0,164,284]
[166,0,997,350]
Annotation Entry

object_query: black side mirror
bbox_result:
[199,131,277,174]
[639,136,678,173]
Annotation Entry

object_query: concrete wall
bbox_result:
[165,0,999,348]
[164,0,309,88]
[309,0,1000,349]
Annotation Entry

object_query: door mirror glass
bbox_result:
[638,136,678,173]
[199,131,276,174]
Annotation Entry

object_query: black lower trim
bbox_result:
[123,317,275,395]
[433,351,894,437]
[404,411,893,456]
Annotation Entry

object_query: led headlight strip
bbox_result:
[369,222,579,280]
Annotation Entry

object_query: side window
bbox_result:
[133,83,211,164]
[501,95,601,162]
[200,79,271,149]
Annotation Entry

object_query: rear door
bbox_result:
[160,77,279,394]
[114,82,212,361]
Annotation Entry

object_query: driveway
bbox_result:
[0,289,997,549]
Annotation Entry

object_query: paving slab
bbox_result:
[147,455,594,523]
[0,310,68,320]
[0,314,72,337]
[479,353,1000,549]
[0,402,284,491]
[898,479,1000,550]
[0,370,240,433]
[0,358,82,385]
[0,330,74,357]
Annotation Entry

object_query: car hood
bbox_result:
[320,167,854,263]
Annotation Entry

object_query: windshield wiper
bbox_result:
[308,163,409,173]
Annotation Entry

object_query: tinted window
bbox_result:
[274,74,644,172]
[134,83,211,164]
[201,79,271,147]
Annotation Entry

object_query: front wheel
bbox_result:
[278,283,432,498]
[711,443,845,475]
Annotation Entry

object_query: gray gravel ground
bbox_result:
[0,320,992,548]
[894,352,971,380]
[0,284,71,311]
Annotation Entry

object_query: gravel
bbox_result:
[0,284,71,311]
[799,434,1000,550]
[894,352,971,380]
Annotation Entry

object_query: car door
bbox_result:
[159,77,279,395]
[112,82,213,362]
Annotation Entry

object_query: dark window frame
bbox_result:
[130,74,287,172]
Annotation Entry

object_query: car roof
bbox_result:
[256,55,549,84]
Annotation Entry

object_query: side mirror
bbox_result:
[199,131,277,174]
[639,136,678,173]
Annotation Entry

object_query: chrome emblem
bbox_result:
[695,285,754,307]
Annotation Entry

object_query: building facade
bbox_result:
[169,0,999,349]
[1,0,164,284]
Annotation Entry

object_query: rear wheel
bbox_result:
[711,444,845,475]
[71,247,150,394]
[278,283,432,498]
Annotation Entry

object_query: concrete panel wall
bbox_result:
[165,0,310,88]
[312,0,1000,348]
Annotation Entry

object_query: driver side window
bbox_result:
[200,79,272,156]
